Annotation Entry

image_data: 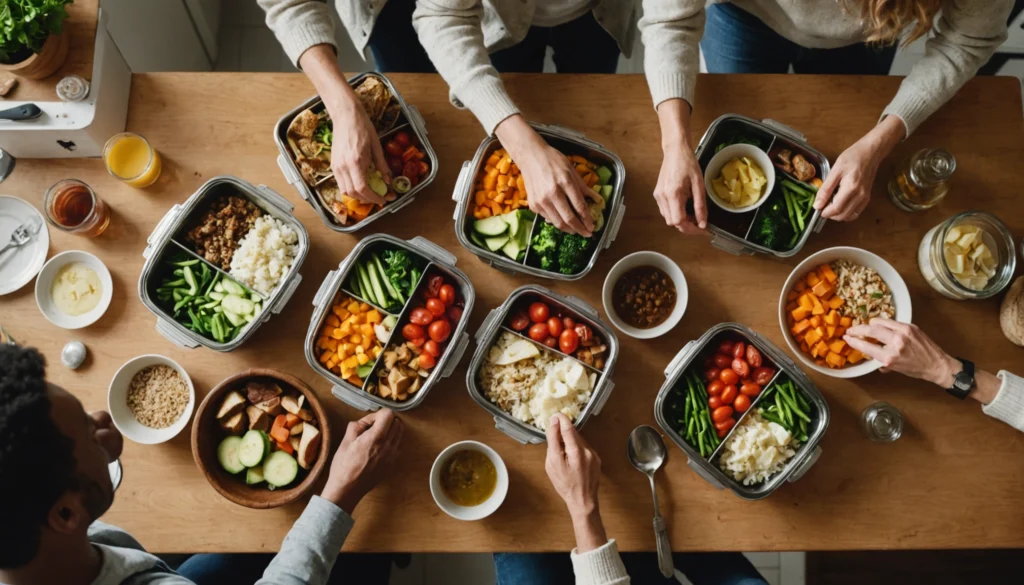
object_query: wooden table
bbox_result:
[2,73,1023,554]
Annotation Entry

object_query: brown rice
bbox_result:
[830,260,895,326]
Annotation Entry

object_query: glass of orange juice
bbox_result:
[103,132,162,188]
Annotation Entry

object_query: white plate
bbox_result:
[34,251,114,329]
[0,195,49,295]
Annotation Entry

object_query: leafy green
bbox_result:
[557,234,593,275]
[0,0,73,63]
[314,119,333,150]
[381,249,423,300]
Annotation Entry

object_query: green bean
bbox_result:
[761,411,786,426]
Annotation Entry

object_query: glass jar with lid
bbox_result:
[888,148,956,211]
[918,211,1016,300]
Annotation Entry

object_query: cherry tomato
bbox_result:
[410,308,433,326]
[562,317,576,331]
[732,342,747,360]
[417,352,437,370]
[707,380,725,396]
[705,368,721,384]
[559,329,580,354]
[740,383,761,397]
[428,319,452,343]
[731,359,750,378]
[384,140,403,157]
[423,276,443,299]
[542,337,557,348]
[509,311,530,331]
[402,323,426,340]
[720,384,738,405]
[426,298,446,317]
[423,340,441,357]
[528,323,549,342]
[733,394,752,413]
[717,428,729,439]
[703,356,716,369]
[395,131,412,147]
[714,418,736,433]
[402,160,421,184]
[753,367,775,386]
[708,396,723,410]
[717,340,735,356]
[713,354,732,369]
[547,317,564,337]
[719,368,739,385]
[746,345,763,368]
[438,284,456,306]
[712,406,735,422]
[529,302,550,323]
[408,336,426,347]
[447,305,463,323]
[387,156,404,177]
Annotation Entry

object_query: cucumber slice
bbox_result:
[600,184,613,200]
[469,231,486,248]
[357,263,375,305]
[504,212,520,238]
[245,465,265,485]
[473,215,510,236]
[263,451,299,488]
[596,165,613,186]
[501,237,523,260]
[223,309,245,327]
[372,253,402,303]
[221,295,255,316]
[214,282,225,293]
[485,234,510,252]
[366,262,389,309]
[208,291,225,301]
[217,436,245,474]
[221,279,245,296]
[238,430,269,467]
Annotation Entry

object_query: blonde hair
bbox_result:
[847,0,942,46]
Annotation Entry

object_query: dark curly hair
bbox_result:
[0,346,77,569]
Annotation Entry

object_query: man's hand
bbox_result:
[545,413,607,552]
[655,99,707,235]
[90,411,123,463]
[843,318,960,386]
[496,115,594,236]
[321,409,403,515]
[813,115,904,221]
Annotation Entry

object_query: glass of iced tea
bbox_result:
[103,132,162,188]
[44,179,111,237]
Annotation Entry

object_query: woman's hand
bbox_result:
[496,115,594,236]
[813,115,905,221]
[321,409,404,515]
[90,411,123,463]
[655,98,706,235]
[843,318,959,387]
[545,413,607,552]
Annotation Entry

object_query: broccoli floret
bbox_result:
[539,256,554,270]
[557,234,593,275]
[756,215,777,249]
[531,222,562,254]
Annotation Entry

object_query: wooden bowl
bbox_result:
[191,369,332,509]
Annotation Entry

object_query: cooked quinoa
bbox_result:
[830,260,895,326]
[126,365,189,429]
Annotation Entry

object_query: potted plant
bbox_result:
[0,0,74,80]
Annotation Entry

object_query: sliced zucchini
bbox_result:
[217,436,245,474]
[263,451,299,488]
[238,430,269,468]
[473,215,510,236]
[245,465,265,485]
[485,234,510,252]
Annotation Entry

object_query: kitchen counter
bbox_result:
[2,72,1023,553]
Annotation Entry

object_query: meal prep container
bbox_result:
[305,234,475,412]
[654,323,829,499]
[695,114,831,258]
[140,176,310,351]
[452,123,627,280]
[467,285,620,444]
[274,72,438,233]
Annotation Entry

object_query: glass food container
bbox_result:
[888,148,955,212]
[917,210,1016,300]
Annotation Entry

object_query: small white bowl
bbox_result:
[778,246,913,379]
[704,143,776,214]
[602,251,688,339]
[430,441,508,521]
[34,250,113,329]
[108,355,195,444]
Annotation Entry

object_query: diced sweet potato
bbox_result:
[821,264,838,283]
[811,279,833,298]
[839,316,853,327]
[792,319,812,335]
[829,296,845,310]
[847,350,866,364]
[814,340,830,358]
[806,271,820,287]
[824,310,839,326]
[826,325,836,338]
[804,328,823,346]
[810,315,823,328]
[826,352,847,368]
[828,339,847,354]
[798,294,814,311]
[792,306,811,321]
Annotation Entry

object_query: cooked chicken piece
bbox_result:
[287,109,321,158]
[791,154,816,182]
[354,77,391,124]
[377,103,402,133]
[775,148,793,166]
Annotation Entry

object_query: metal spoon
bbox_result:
[628,425,673,578]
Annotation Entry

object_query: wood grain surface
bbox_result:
[3,0,97,101]
[1,73,1022,554]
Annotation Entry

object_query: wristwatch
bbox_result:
[947,357,975,400]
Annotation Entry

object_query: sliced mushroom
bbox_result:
[389,368,414,395]
[384,350,400,370]
[577,348,594,366]
[409,377,422,394]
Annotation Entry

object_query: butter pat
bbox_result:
[51,262,102,316]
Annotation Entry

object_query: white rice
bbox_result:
[718,410,798,486]
[229,215,299,295]
[831,260,894,327]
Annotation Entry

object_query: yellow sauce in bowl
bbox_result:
[51,262,102,316]
[440,450,497,507]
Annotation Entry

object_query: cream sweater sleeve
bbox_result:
[258,0,338,68]
[637,0,705,109]
[982,371,1024,433]
[881,0,1012,136]
[571,539,631,585]
[412,0,519,135]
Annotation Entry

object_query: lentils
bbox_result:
[127,365,189,429]
[612,266,677,329]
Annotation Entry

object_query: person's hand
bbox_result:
[844,318,959,387]
[90,411,123,462]
[813,115,905,221]
[496,116,594,236]
[322,91,390,206]
[654,145,707,235]
[545,414,607,552]
[321,409,403,514]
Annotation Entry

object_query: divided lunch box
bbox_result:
[140,176,310,351]
[452,123,626,281]
[695,114,831,257]
[274,72,438,233]
[654,323,830,499]
[467,285,620,444]
[305,234,475,411]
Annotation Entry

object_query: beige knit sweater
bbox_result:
[640,0,1012,136]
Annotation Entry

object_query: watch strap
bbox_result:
[947,357,975,400]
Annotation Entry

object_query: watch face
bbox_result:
[954,372,973,392]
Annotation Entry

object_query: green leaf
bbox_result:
[0,0,73,62]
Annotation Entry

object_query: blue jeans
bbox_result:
[494,552,767,585]
[176,553,391,585]
[701,2,897,75]
[368,0,435,73]
[489,11,620,74]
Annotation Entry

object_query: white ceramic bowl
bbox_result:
[704,143,776,214]
[430,441,509,521]
[34,250,113,329]
[108,355,195,444]
[602,251,688,339]
[778,246,913,379]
